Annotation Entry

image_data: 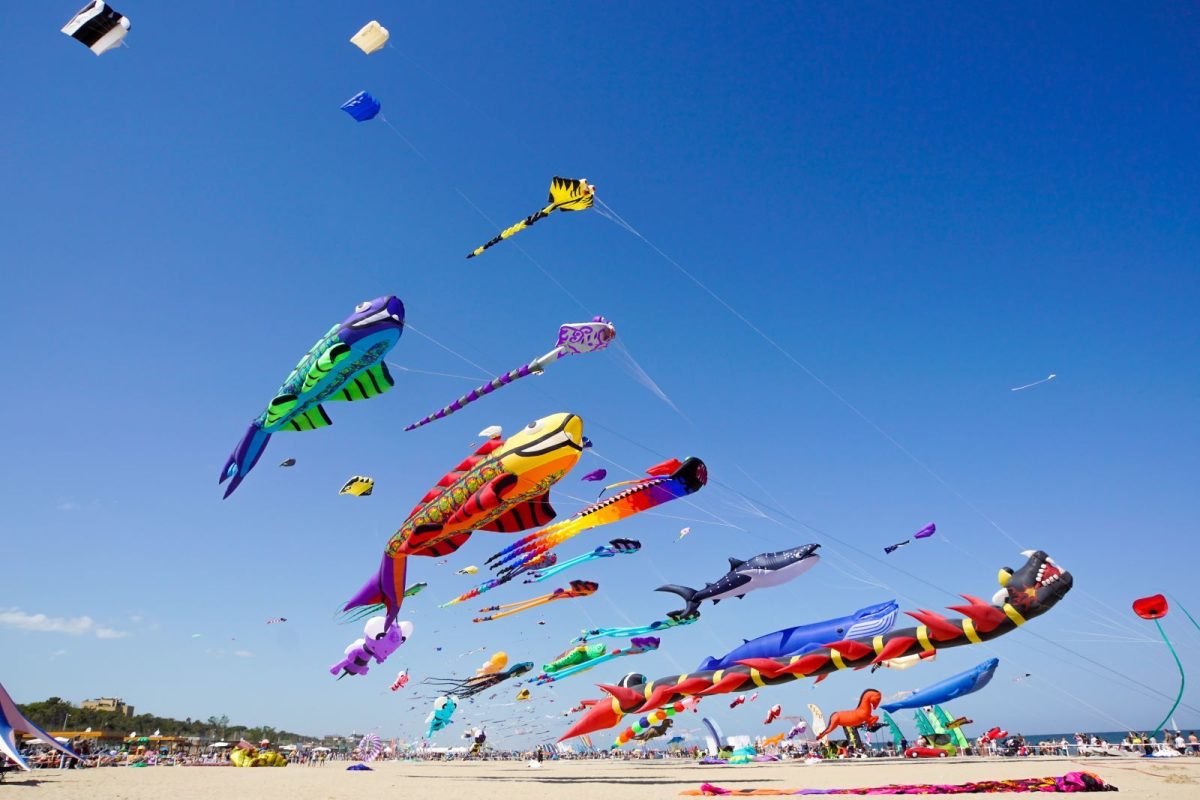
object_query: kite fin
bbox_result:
[728,557,746,570]
[655,584,697,603]
[478,491,556,533]
[331,363,395,401]
[342,553,407,628]
[445,473,519,527]
[283,404,333,432]
[301,342,351,393]
[219,422,271,499]
[263,393,298,427]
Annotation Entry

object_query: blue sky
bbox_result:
[2,1,1197,746]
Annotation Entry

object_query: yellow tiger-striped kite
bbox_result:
[467,177,595,258]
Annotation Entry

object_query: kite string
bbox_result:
[385,360,489,383]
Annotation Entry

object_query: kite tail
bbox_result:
[441,575,513,608]
[405,363,537,431]
[1151,619,1186,737]
[342,553,408,629]
[466,206,552,258]
[218,422,271,499]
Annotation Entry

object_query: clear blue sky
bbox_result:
[2,1,1197,746]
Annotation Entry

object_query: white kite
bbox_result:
[1011,373,1056,392]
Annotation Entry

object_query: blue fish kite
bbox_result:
[523,539,641,584]
[696,600,899,672]
[880,657,999,712]
[219,296,405,498]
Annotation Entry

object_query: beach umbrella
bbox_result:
[1132,593,1185,737]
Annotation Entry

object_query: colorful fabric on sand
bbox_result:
[680,772,1118,795]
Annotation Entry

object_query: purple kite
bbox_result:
[884,523,935,554]
[581,469,607,482]
[404,317,615,431]
[1,680,80,771]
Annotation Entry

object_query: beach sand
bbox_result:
[7,757,1199,799]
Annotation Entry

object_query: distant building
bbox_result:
[81,697,134,716]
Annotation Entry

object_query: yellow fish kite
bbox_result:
[467,177,595,258]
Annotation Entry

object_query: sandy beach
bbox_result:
[6,757,1199,799]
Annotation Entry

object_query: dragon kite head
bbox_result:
[995,550,1072,615]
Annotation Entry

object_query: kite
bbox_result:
[61,2,129,55]
[340,476,375,497]
[329,618,413,678]
[698,600,898,671]
[613,697,700,748]
[279,458,296,467]
[357,733,383,762]
[1,680,80,771]
[677,527,692,542]
[1011,373,1057,392]
[1132,593,1185,737]
[404,582,428,598]
[749,693,759,702]
[681,772,1118,796]
[220,296,405,498]
[404,318,615,431]
[473,580,598,623]
[343,412,585,627]
[1012,673,1032,683]
[944,716,972,730]
[350,20,389,54]
[764,704,782,725]
[871,650,936,673]
[729,695,746,709]
[581,469,607,482]
[657,544,821,619]
[390,670,410,691]
[456,566,479,575]
[884,524,935,555]
[425,695,458,738]
[441,552,558,607]
[574,612,699,643]
[479,425,503,439]
[881,658,999,712]
[786,721,808,740]
[477,652,508,675]
[559,550,1072,739]
[231,744,287,767]
[535,637,660,684]
[516,688,532,701]
[424,662,533,699]
[523,539,641,584]
[342,91,381,122]
[466,177,596,259]
[815,690,882,739]
[265,617,287,625]
[486,456,708,575]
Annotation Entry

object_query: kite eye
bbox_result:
[525,418,547,435]
[355,301,371,312]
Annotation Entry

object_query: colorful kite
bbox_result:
[456,565,479,575]
[473,580,598,623]
[357,733,383,762]
[486,457,708,575]
[681,772,1118,796]
[558,550,1072,739]
[880,658,998,712]
[523,539,641,584]
[574,612,700,643]
[220,296,405,498]
[870,650,936,673]
[764,704,783,725]
[698,600,898,671]
[343,412,584,626]
[466,177,596,259]
[477,652,508,675]
[657,544,821,619]
[612,697,700,748]
[729,695,746,709]
[342,91,381,122]
[884,523,936,555]
[403,582,428,598]
[265,617,287,625]
[390,670,410,691]
[350,20,389,54]
[786,720,808,740]
[815,690,882,739]
[536,637,660,684]
[62,2,129,55]
[677,527,692,542]
[279,458,296,467]
[329,618,413,678]
[1,680,80,770]
[404,318,615,431]
[581,469,608,482]
[425,695,458,737]
[441,552,557,607]
[423,662,533,699]
[1132,593,1185,737]
[516,688,532,701]
[340,476,375,496]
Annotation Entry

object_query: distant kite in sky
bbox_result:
[523,539,641,584]
[340,476,375,496]
[1011,373,1057,392]
[581,469,608,482]
[350,20,389,54]
[265,617,287,625]
[62,2,129,55]
[574,612,699,643]
[456,565,479,575]
[472,580,598,623]
[342,91,382,122]
[884,523,935,555]
[404,318,615,431]
[219,296,404,498]
[677,527,692,542]
[467,177,596,259]
[279,458,296,467]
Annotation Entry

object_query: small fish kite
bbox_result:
[535,637,660,684]
[220,296,404,498]
[265,617,287,625]
[764,704,782,725]
[456,565,479,575]
[466,177,596,259]
[523,539,641,584]
[729,695,746,709]
[403,582,428,598]
[573,612,700,643]
[279,458,296,467]
[404,318,615,431]
[390,670,409,691]
[581,469,608,482]
[883,523,936,555]
[1011,373,1057,392]
[486,457,708,576]
[342,91,381,122]
[677,527,692,542]
[340,475,375,496]
[472,580,598,623]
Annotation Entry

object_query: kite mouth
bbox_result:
[514,414,584,457]
[349,297,406,329]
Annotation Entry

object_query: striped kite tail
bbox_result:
[405,364,535,431]
[466,206,554,259]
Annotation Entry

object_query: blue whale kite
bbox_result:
[880,657,999,712]
[219,296,405,498]
[697,600,899,672]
